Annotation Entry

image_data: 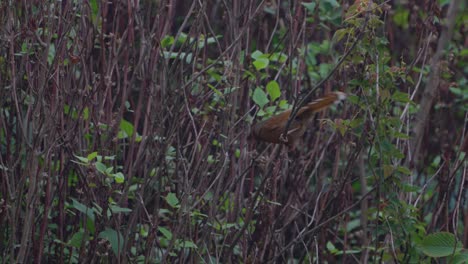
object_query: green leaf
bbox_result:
[104,155,115,160]
[68,229,86,248]
[420,232,463,258]
[451,251,468,264]
[333,28,350,43]
[158,226,173,240]
[450,87,468,99]
[393,8,409,28]
[161,35,174,48]
[73,155,89,164]
[165,193,180,208]
[265,106,277,115]
[252,87,270,108]
[397,166,411,175]
[71,198,95,221]
[207,84,223,98]
[319,40,331,53]
[89,0,99,24]
[235,149,241,158]
[251,50,264,60]
[109,204,132,215]
[266,81,281,102]
[64,105,70,115]
[319,63,332,78]
[165,146,176,161]
[402,184,420,193]
[113,172,125,183]
[87,152,98,161]
[98,228,124,256]
[392,91,411,103]
[302,2,317,12]
[270,52,288,63]
[176,33,188,44]
[321,0,340,8]
[460,48,468,57]
[21,42,28,54]
[253,58,269,70]
[82,107,89,120]
[95,162,107,174]
[117,120,134,140]
[180,240,198,249]
[48,44,56,65]
[279,99,289,109]
[327,241,337,253]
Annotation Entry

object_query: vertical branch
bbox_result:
[410,0,462,167]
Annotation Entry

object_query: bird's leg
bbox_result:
[279,133,288,144]
[281,127,301,146]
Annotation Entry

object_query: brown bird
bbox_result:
[251,91,346,147]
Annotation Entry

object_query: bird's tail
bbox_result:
[301,91,347,114]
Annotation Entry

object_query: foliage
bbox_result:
[0,0,466,262]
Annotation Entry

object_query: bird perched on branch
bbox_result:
[251,91,346,147]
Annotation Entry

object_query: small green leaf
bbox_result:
[265,105,277,115]
[180,240,198,249]
[347,94,360,105]
[120,119,134,138]
[302,2,317,12]
[207,84,224,98]
[82,107,89,120]
[68,229,86,248]
[327,241,337,253]
[319,63,332,78]
[48,44,56,65]
[252,87,270,108]
[235,149,241,158]
[402,184,419,193]
[109,205,132,214]
[161,35,174,48]
[95,162,107,174]
[165,193,180,208]
[87,152,98,161]
[89,0,99,24]
[251,50,264,60]
[113,172,125,183]
[460,48,468,57]
[321,0,340,8]
[176,33,188,44]
[207,155,215,164]
[73,155,89,164]
[104,155,115,160]
[393,8,409,28]
[64,105,70,115]
[392,91,411,103]
[333,28,349,43]
[253,58,269,70]
[270,52,288,62]
[21,43,28,54]
[71,198,95,221]
[266,81,281,102]
[158,226,173,240]
[450,87,468,99]
[397,166,411,175]
[98,228,124,256]
[256,109,266,117]
[279,100,289,109]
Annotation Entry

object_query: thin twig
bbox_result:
[281,13,370,143]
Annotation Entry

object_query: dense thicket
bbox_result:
[0,0,466,263]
